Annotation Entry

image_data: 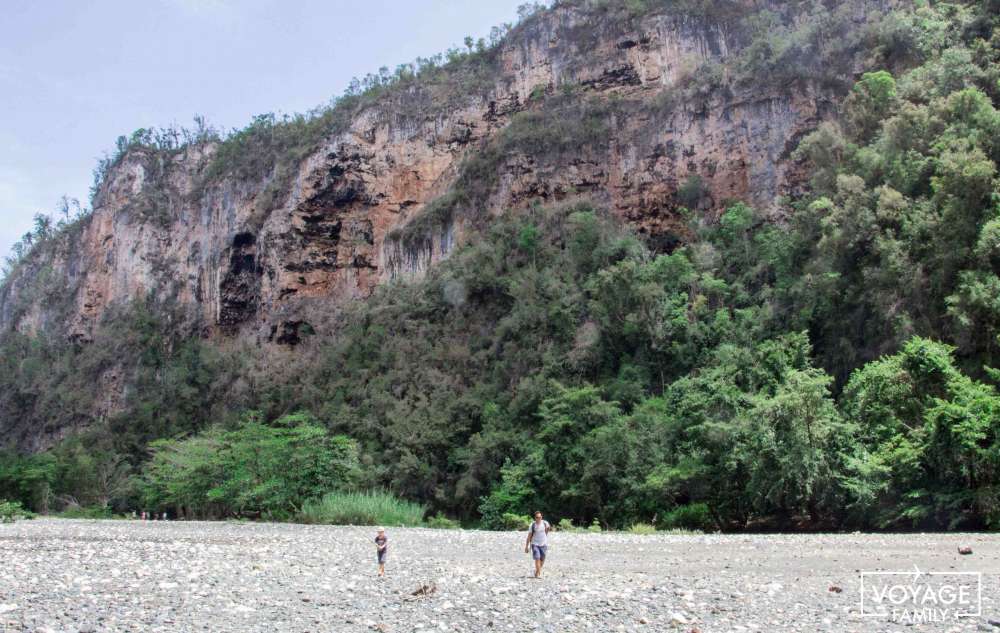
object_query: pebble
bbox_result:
[0,520,995,632]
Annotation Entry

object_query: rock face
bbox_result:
[0,2,887,348]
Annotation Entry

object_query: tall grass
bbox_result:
[298,491,426,527]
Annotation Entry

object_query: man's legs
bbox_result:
[532,546,546,578]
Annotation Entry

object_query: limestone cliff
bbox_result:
[1,1,893,354]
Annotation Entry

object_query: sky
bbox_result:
[0,0,530,261]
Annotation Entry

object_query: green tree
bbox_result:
[142,412,359,519]
[841,338,1000,528]
[844,70,898,142]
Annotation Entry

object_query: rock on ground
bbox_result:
[0,519,997,632]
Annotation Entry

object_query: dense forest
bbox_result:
[2,0,1000,531]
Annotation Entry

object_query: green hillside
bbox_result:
[2,0,1000,531]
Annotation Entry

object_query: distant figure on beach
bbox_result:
[375,527,388,577]
[524,511,551,578]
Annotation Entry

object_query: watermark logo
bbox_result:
[860,566,981,624]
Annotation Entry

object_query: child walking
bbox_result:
[374,527,388,576]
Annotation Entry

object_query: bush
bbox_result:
[662,503,714,532]
[677,174,707,208]
[628,522,657,535]
[426,512,461,529]
[57,505,114,519]
[477,459,535,530]
[499,512,532,531]
[298,490,426,527]
[0,500,35,523]
[142,412,359,520]
[587,518,603,533]
[557,518,580,532]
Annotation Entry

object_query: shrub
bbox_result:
[478,459,534,530]
[528,83,548,101]
[499,512,532,531]
[587,518,603,533]
[426,512,461,529]
[662,503,714,532]
[298,490,426,527]
[142,412,359,519]
[557,518,580,532]
[0,500,35,523]
[57,505,114,519]
[628,522,657,535]
[843,70,898,142]
[677,174,707,208]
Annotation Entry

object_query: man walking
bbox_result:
[524,511,552,578]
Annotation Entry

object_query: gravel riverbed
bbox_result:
[1,519,998,632]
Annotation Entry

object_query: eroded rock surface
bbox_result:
[0,2,894,436]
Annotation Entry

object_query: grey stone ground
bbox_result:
[0,519,997,632]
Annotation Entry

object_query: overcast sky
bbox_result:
[0,0,529,261]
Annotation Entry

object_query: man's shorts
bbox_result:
[377,549,388,564]
[531,544,547,560]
